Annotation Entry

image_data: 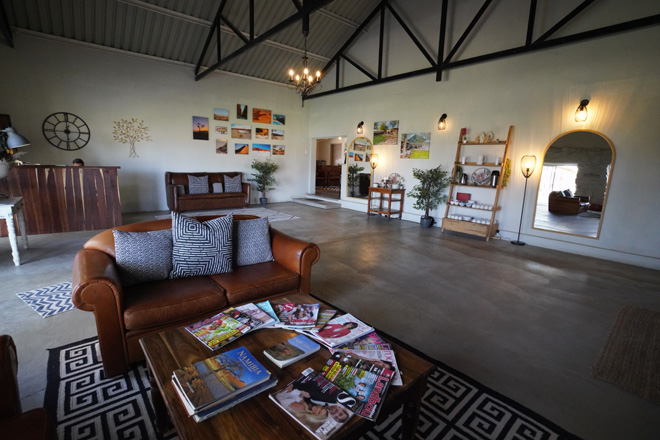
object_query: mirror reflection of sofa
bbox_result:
[548,190,590,215]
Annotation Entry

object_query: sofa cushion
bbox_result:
[235,217,274,267]
[113,229,173,286]
[170,213,233,278]
[123,277,228,330]
[209,261,299,305]
[224,174,242,193]
[188,175,209,194]
[564,188,574,198]
[212,182,223,193]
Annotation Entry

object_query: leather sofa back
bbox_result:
[165,171,242,192]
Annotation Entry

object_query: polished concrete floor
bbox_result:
[1,202,659,440]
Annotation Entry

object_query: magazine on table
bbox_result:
[308,314,374,348]
[235,302,276,330]
[223,307,264,329]
[263,334,321,368]
[185,311,251,350]
[256,300,280,324]
[269,368,354,440]
[334,331,391,351]
[181,377,278,422]
[329,349,402,386]
[271,300,320,328]
[320,359,393,421]
[172,346,271,415]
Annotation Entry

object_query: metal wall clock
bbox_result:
[42,112,91,150]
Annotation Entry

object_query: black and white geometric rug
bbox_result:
[16,281,74,318]
[45,338,580,440]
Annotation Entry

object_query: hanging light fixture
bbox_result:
[575,99,589,122]
[287,6,321,97]
[437,114,447,130]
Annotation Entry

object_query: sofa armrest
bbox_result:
[241,182,251,207]
[0,335,21,418]
[72,250,130,377]
[166,184,179,212]
[270,228,320,295]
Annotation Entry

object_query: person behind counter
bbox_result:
[72,158,85,166]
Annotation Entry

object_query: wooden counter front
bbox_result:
[0,165,121,236]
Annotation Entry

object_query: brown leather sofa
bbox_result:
[548,191,590,215]
[0,335,57,440]
[72,215,320,378]
[165,171,250,212]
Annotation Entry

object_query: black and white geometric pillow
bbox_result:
[188,175,209,194]
[113,229,173,286]
[170,213,233,278]
[224,174,242,193]
[234,217,274,266]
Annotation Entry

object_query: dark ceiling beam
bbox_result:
[535,0,597,44]
[306,13,660,101]
[194,0,226,76]
[378,2,386,79]
[250,0,255,41]
[196,0,335,81]
[444,0,493,64]
[0,0,14,48]
[221,14,250,44]
[526,0,537,45]
[291,0,302,11]
[341,54,377,81]
[386,2,436,68]
[436,0,449,81]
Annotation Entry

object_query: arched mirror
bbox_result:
[346,136,374,199]
[532,130,615,239]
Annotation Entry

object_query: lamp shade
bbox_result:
[4,127,30,149]
[575,99,589,122]
[370,154,379,169]
[437,114,447,130]
[357,121,364,135]
[520,155,536,178]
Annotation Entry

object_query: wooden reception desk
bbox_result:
[0,165,121,236]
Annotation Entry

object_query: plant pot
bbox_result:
[259,197,268,207]
[420,216,435,228]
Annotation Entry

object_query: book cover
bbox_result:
[309,314,374,348]
[263,334,321,368]
[329,349,402,386]
[269,368,354,440]
[272,301,320,328]
[320,360,392,421]
[185,311,250,350]
[172,346,271,413]
[190,377,278,422]
[235,303,275,330]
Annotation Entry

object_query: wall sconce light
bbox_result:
[512,155,537,246]
[356,121,364,135]
[575,99,589,122]
[437,114,447,130]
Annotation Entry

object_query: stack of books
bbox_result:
[172,346,277,422]
[263,334,320,368]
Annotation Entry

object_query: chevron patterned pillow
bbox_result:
[224,174,242,193]
[170,213,233,278]
[113,229,173,286]
[234,217,274,267]
[188,175,209,194]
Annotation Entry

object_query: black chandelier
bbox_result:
[287,7,321,97]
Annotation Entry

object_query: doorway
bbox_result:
[314,137,344,200]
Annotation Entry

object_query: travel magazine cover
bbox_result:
[308,314,374,348]
[172,346,271,415]
[269,368,354,440]
[185,311,251,350]
[320,359,393,421]
[329,349,402,386]
[263,334,321,368]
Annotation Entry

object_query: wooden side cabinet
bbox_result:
[367,187,405,219]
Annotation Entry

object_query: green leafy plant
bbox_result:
[501,158,512,188]
[347,163,364,195]
[248,159,279,198]
[408,165,451,219]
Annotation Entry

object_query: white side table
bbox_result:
[0,197,28,266]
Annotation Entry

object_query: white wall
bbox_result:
[306,26,660,270]
[1,35,310,212]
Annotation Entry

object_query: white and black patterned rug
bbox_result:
[16,282,74,318]
[45,338,580,440]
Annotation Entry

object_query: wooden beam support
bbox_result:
[445,0,493,64]
[436,0,448,81]
[535,0,597,44]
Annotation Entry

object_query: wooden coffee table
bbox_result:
[140,294,435,440]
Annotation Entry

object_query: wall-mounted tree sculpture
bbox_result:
[113,118,152,158]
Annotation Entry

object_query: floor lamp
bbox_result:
[511,155,536,246]
[370,153,379,185]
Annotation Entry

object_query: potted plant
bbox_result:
[248,159,279,206]
[347,163,364,197]
[408,165,451,228]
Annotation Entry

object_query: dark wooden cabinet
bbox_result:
[0,165,122,236]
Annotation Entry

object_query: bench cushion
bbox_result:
[210,262,299,305]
